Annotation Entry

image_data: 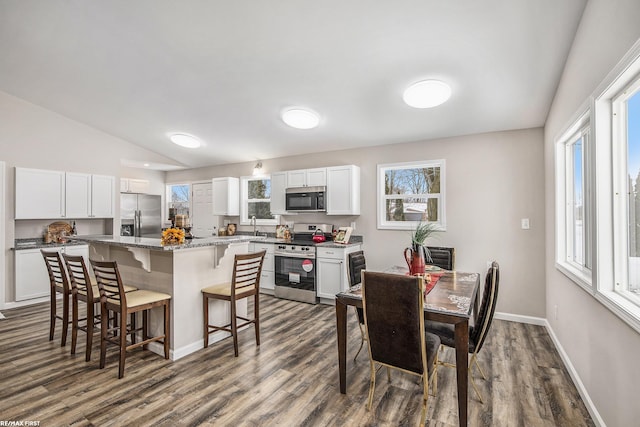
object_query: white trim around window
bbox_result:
[377,159,446,231]
[240,175,278,226]
[556,36,640,334]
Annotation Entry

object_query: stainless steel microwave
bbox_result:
[285,186,326,212]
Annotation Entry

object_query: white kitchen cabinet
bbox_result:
[121,178,150,194]
[270,172,287,215]
[316,244,362,301]
[65,173,115,218]
[15,245,89,301]
[326,165,360,215]
[15,167,115,219]
[252,242,275,293]
[65,172,92,218]
[90,174,115,218]
[286,168,326,187]
[15,168,66,219]
[212,177,239,216]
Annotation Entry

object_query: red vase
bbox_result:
[404,244,426,275]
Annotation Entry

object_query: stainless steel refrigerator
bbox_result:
[120,193,162,238]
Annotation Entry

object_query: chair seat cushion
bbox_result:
[107,289,171,308]
[425,320,476,353]
[425,332,441,376]
[202,282,232,296]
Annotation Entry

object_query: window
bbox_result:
[613,80,640,306]
[377,160,445,230]
[555,37,640,333]
[240,176,278,225]
[555,111,592,288]
[167,183,190,220]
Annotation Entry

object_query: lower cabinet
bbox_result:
[250,242,275,293]
[316,245,362,302]
[14,245,89,302]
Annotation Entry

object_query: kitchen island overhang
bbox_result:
[74,235,265,360]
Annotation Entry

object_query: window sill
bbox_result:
[555,261,592,294]
[594,290,640,335]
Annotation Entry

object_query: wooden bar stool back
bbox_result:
[90,259,171,378]
[41,250,71,346]
[62,253,100,361]
[202,250,266,357]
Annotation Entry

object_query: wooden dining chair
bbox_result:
[424,246,455,270]
[202,250,266,357]
[41,250,71,346]
[362,271,440,427]
[426,261,500,403]
[347,250,367,360]
[90,260,171,379]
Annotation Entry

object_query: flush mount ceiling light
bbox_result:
[403,80,452,108]
[281,108,320,130]
[169,133,201,148]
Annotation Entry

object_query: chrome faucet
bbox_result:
[251,216,257,236]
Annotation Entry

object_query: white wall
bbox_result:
[544,0,640,425]
[168,127,546,318]
[0,90,174,305]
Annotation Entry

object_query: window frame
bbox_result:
[376,159,446,231]
[165,182,191,221]
[239,175,278,226]
[555,36,640,334]
[555,108,593,291]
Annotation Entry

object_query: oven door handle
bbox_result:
[274,252,316,259]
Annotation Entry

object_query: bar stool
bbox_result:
[90,259,171,378]
[63,254,139,361]
[202,250,266,357]
[41,250,71,346]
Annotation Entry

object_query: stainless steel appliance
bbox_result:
[274,223,333,304]
[285,186,326,212]
[120,193,162,238]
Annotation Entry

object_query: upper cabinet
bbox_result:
[326,165,360,215]
[270,171,287,215]
[15,167,115,219]
[287,168,326,187]
[91,174,116,217]
[212,177,239,216]
[15,168,66,219]
[120,178,150,193]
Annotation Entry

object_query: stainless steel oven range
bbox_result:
[273,223,333,304]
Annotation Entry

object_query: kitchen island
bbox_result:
[74,235,264,360]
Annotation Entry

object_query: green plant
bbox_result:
[410,221,440,246]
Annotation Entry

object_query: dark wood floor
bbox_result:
[0,295,594,426]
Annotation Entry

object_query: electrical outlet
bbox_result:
[350,221,356,231]
[521,218,530,229]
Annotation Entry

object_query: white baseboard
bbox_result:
[494,311,546,325]
[494,311,604,425]
[543,320,605,427]
[1,296,50,310]
[148,329,234,360]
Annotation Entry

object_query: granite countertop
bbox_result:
[12,238,89,251]
[72,234,264,251]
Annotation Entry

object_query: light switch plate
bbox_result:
[521,218,530,229]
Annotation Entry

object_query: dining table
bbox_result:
[335,266,481,427]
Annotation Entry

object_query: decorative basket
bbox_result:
[161,228,185,245]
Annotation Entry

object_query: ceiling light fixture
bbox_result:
[253,161,263,176]
[282,108,320,130]
[143,163,150,167]
[403,80,452,108]
[169,133,201,148]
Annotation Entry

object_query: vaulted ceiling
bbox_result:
[0,0,587,170]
